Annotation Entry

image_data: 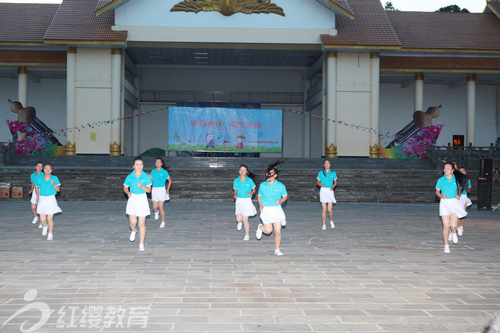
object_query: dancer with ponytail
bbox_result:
[256,160,288,256]
[435,162,467,253]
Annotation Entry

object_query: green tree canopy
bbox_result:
[436,5,470,13]
[384,1,399,11]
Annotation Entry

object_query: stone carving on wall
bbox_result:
[171,0,285,17]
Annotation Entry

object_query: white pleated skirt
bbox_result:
[126,193,151,217]
[460,194,472,207]
[30,190,38,204]
[260,205,286,225]
[37,195,62,215]
[319,187,336,203]
[439,198,467,218]
[151,187,169,202]
[235,197,257,217]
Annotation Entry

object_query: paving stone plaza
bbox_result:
[1,200,499,332]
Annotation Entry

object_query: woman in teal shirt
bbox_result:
[35,163,61,241]
[124,156,152,251]
[435,162,467,253]
[316,159,337,230]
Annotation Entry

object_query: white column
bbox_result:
[370,53,380,153]
[466,74,476,146]
[17,67,28,107]
[66,47,77,154]
[321,56,326,156]
[132,109,139,156]
[111,48,122,155]
[326,51,337,154]
[414,74,424,111]
[303,79,311,158]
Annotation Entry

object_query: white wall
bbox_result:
[379,83,498,148]
[0,78,66,144]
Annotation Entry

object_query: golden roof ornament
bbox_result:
[170,0,285,17]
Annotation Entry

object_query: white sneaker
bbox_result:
[32,216,38,224]
[243,235,249,241]
[129,231,136,242]
[330,221,335,229]
[322,225,326,230]
[281,220,286,227]
[444,245,450,253]
[160,222,165,228]
[139,244,145,251]
[154,210,159,221]
[448,233,452,241]
[237,222,242,231]
[452,232,458,244]
[457,226,463,236]
[42,226,48,236]
[274,249,283,256]
[47,233,53,241]
[256,224,263,240]
[38,223,43,229]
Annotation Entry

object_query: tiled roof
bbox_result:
[381,57,500,71]
[96,0,114,12]
[44,0,127,44]
[321,0,401,49]
[0,50,66,64]
[386,11,500,52]
[486,2,500,19]
[0,3,59,43]
[319,0,355,19]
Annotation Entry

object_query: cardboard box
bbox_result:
[11,187,23,199]
[0,187,10,198]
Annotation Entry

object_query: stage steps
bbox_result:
[0,166,489,204]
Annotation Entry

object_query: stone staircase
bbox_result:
[1,155,493,204]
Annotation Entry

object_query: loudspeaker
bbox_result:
[477,178,492,210]
[480,159,493,178]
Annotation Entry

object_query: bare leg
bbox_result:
[40,213,48,228]
[138,217,146,245]
[129,215,138,232]
[158,201,166,222]
[243,215,250,237]
[152,201,159,214]
[236,213,243,224]
[272,222,282,250]
[442,215,450,245]
[321,202,327,226]
[47,214,54,234]
[327,202,333,222]
[31,203,38,218]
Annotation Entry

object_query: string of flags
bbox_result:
[2,105,401,149]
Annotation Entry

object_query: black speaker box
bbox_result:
[477,178,492,210]
[480,159,493,178]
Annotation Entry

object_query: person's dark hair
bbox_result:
[133,156,143,166]
[453,168,466,194]
[322,159,331,177]
[495,168,500,174]
[35,161,43,168]
[156,157,168,170]
[239,164,256,183]
[265,160,283,178]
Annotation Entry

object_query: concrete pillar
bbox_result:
[326,51,337,158]
[132,109,139,156]
[17,67,28,107]
[65,47,77,155]
[370,52,380,158]
[303,79,311,158]
[110,48,122,156]
[466,74,476,146]
[414,74,424,111]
